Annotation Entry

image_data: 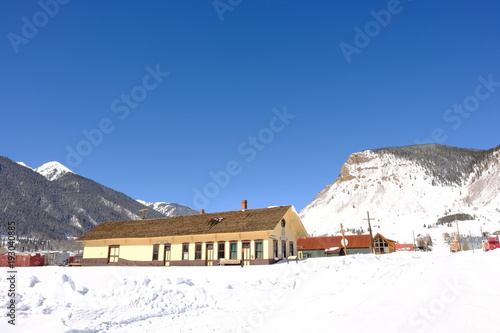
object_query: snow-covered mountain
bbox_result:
[0,156,166,245]
[34,161,74,181]
[299,144,500,242]
[16,161,31,169]
[136,200,198,217]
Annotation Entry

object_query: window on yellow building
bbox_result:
[152,244,159,261]
[218,242,225,259]
[182,243,189,260]
[230,242,237,259]
[195,243,202,260]
[255,241,263,259]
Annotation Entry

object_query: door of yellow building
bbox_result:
[242,241,251,266]
[163,244,171,267]
[206,243,214,266]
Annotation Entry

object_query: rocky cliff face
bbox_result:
[299,144,500,240]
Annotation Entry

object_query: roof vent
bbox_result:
[208,217,224,228]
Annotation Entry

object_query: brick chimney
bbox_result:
[241,200,248,211]
[199,209,205,214]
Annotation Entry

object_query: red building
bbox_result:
[297,235,372,258]
[395,243,415,251]
[0,253,44,267]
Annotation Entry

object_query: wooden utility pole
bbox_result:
[455,219,462,251]
[340,223,348,255]
[363,211,376,254]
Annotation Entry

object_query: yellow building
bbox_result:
[77,203,308,266]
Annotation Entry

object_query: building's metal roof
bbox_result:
[298,235,372,250]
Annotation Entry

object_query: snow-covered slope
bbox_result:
[300,144,500,242]
[2,250,499,332]
[34,161,74,181]
[16,161,31,169]
[136,200,197,217]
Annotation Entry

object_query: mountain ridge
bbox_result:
[0,155,196,250]
[299,144,500,241]
[371,144,499,186]
[136,200,198,217]
[34,161,74,181]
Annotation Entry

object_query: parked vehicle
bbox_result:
[483,237,500,251]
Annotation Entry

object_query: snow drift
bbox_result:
[1,250,499,332]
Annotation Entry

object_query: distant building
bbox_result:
[44,251,70,266]
[373,233,396,254]
[396,243,415,251]
[297,235,372,258]
[459,236,486,251]
[483,237,500,251]
[77,202,308,266]
[0,253,44,267]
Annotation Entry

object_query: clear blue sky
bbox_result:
[1,1,499,213]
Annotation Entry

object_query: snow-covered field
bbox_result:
[2,249,499,333]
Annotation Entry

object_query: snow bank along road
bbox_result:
[1,250,499,333]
